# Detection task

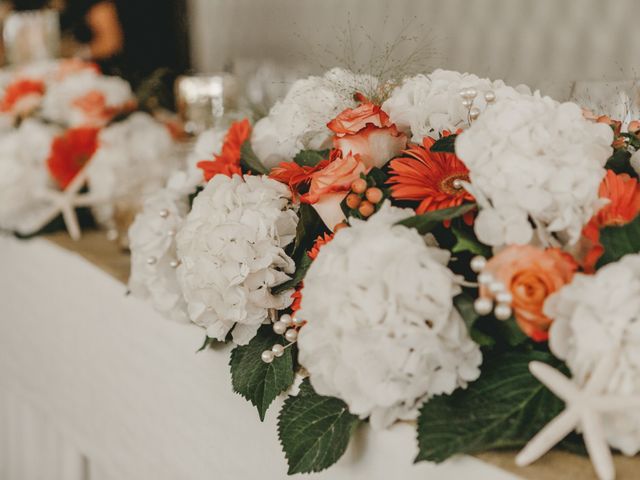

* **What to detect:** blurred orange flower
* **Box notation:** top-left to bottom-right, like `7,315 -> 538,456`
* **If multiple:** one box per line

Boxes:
47,127 -> 100,190
0,78 -> 45,114
582,170 -> 640,271
198,118 -> 251,180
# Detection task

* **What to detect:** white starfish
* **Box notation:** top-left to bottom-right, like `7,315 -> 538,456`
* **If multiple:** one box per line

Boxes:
516,352 -> 640,480
35,167 -> 104,241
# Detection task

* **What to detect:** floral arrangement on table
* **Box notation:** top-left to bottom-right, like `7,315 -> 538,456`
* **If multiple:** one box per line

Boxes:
129,68 -> 640,480
0,59 -> 179,242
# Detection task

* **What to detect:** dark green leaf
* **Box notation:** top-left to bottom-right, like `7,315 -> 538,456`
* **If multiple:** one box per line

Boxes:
278,379 -> 362,474
451,225 -> 492,257
397,203 -> 476,234
597,214 -> 640,268
291,204 -> 324,258
272,254 -> 312,294
240,141 -> 269,175
605,150 -> 637,178
454,294 -> 495,347
416,351 -> 566,463
294,149 -> 329,167
230,325 -> 295,421
494,318 -> 529,347
430,134 -> 458,153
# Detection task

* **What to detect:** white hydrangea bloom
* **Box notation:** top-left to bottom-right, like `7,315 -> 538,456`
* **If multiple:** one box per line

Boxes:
545,254 -> 640,455
176,175 -> 298,344
41,70 -> 133,127
0,119 -> 60,234
456,94 -> 613,247
382,69 -> 531,142
297,202 -> 482,429
184,126 -> 227,184
251,68 -> 379,168
128,171 -> 195,322
87,112 -> 176,226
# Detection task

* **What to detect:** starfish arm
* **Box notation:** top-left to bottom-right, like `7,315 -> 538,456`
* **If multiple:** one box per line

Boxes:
581,411 -> 615,480
529,361 -> 579,401
60,201 -> 82,241
515,408 -> 580,466
585,351 -> 620,394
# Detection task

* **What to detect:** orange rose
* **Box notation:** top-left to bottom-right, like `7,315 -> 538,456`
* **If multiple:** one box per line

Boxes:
302,152 -> 367,229
480,245 -> 578,342
328,96 -> 406,169
73,91 -> 135,127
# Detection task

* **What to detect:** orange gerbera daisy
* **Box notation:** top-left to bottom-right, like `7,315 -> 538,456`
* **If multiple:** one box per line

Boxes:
47,127 -> 100,190
582,170 -> 640,271
387,135 -> 474,214
197,118 -> 251,180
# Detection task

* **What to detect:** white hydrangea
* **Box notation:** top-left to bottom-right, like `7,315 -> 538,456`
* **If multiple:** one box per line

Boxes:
87,112 -> 176,227
456,94 -> 613,247
176,175 -> 298,344
382,69 -> 531,142
128,171 -> 195,323
41,70 -> 133,127
251,68 -> 379,169
0,119 -> 60,234
297,202 -> 482,429
184,125 -> 227,184
545,254 -> 640,455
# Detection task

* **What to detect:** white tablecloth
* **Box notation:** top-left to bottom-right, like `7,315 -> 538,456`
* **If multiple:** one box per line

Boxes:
0,236 -> 520,480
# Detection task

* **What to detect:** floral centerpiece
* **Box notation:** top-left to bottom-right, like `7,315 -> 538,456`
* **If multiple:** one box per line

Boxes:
129,67 -> 640,480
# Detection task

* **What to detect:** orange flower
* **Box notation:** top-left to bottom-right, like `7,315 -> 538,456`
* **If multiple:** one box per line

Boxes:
300,152 -> 367,230
269,159 -> 330,198
582,170 -> 640,271
480,245 -> 578,342
0,78 -> 45,114
73,90 -> 135,127
388,135 -> 474,215
328,95 -> 406,168
47,127 -> 100,189
197,119 -> 251,180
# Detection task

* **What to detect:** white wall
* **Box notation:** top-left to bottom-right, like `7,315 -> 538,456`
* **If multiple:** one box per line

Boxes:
187,0 -> 640,95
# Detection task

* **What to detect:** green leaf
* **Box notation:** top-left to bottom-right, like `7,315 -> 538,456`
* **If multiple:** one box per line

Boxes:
271,253 -> 312,294
278,379 -> 362,474
451,225 -> 491,257
454,294 -> 495,347
230,325 -> 295,421
294,149 -> 329,167
416,351 -> 566,463
494,318 -> 529,347
597,214 -> 640,268
240,141 -> 269,175
605,149 -> 637,178
397,203 -> 476,235
430,134 -> 458,153
291,203 -> 324,258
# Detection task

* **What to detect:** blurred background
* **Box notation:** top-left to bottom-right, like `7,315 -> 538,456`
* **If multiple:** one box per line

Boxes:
1,0 -> 639,115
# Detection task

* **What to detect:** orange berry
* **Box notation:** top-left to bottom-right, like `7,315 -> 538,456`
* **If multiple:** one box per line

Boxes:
334,221 -> 349,232
345,193 -> 362,209
365,187 -> 383,204
351,178 -> 367,194
359,201 -> 375,218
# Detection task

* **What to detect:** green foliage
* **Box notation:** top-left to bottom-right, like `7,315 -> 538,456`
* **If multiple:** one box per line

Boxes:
451,224 -> 492,257
605,149 -> 637,178
454,294 -> 495,347
294,149 -> 329,167
278,379 -> 362,474
429,134 -> 458,153
597,214 -> 640,268
416,351 -> 567,463
272,254 -> 312,294
240,141 -> 269,175
230,325 -> 295,421
397,203 -> 476,234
